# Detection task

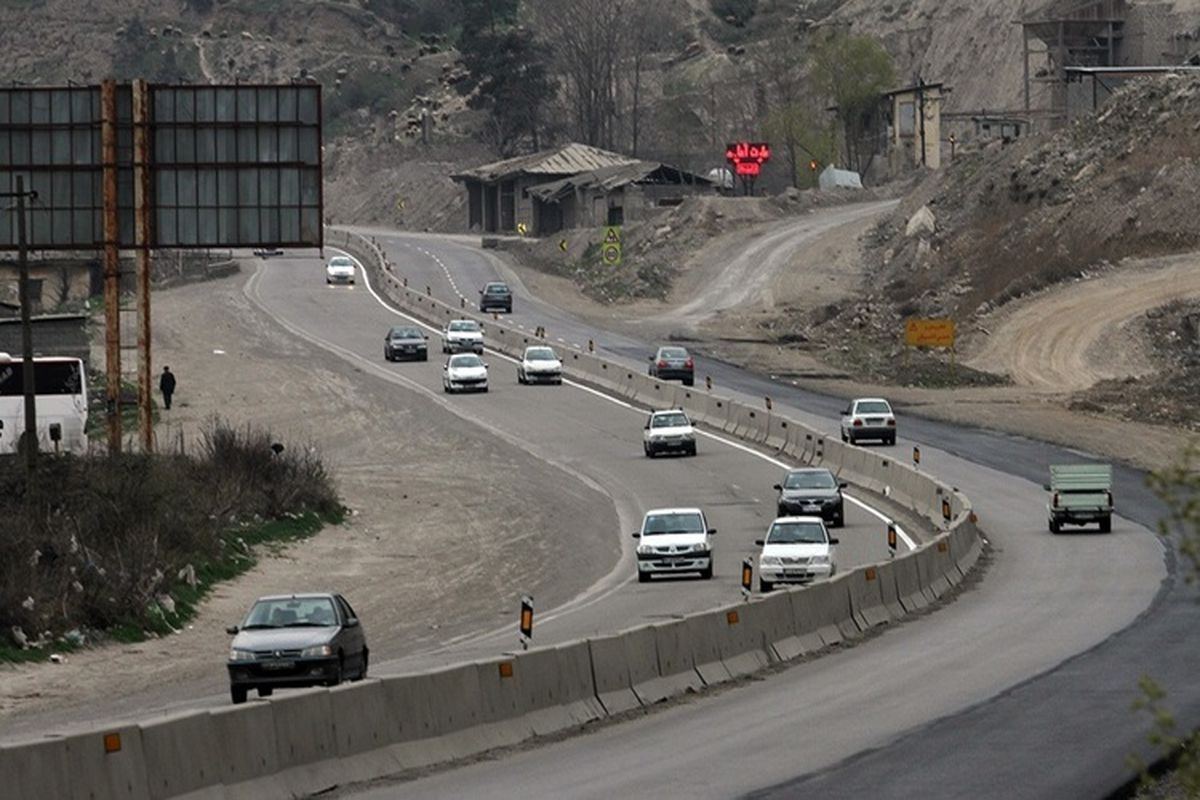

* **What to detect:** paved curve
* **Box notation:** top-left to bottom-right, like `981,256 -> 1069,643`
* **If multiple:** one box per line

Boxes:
332,229 -> 1191,799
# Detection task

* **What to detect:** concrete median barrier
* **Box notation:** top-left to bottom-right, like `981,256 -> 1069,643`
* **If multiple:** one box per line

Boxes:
3,723 -> 152,800
683,609 -> 734,685
765,413 -> 792,450
688,603 -> 777,681
270,688 -> 342,796
514,640 -> 606,735
0,736 -> 73,799
677,386 -> 707,421
873,559 -> 907,619
207,699 -> 280,795
139,710 -> 218,800
950,520 -> 984,578
589,627 -> 657,714
328,681 -> 404,784
790,575 -> 856,648
646,619 -> 705,701
915,539 -> 959,602
892,550 -> 930,612
637,376 -> 678,411
847,565 -> 894,630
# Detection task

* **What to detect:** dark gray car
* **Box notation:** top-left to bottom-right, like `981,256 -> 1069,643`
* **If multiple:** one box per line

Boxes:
774,468 -> 847,527
384,325 -> 429,361
479,281 -> 513,313
648,346 -> 694,386
226,592 -> 368,704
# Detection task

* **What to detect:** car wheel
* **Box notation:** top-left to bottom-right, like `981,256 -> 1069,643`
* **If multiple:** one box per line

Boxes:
231,686 -> 248,705
638,570 -> 651,583
687,443 -> 697,457
886,434 -> 896,446
840,429 -> 848,443
518,370 -> 525,384
759,578 -> 773,593
443,384 -> 451,393
356,649 -> 369,681
848,433 -> 857,445
421,353 -> 428,362
834,512 -> 845,529
482,386 -> 489,393
329,656 -> 344,687
1099,516 -> 1112,533
683,378 -> 694,387
1049,518 -> 1060,534
554,377 -> 563,385
257,687 -> 273,698
699,564 -> 714,580
644,444 -> 655,458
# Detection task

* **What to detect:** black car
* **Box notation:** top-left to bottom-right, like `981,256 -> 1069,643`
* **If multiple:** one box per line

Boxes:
648,346 -> 694,386
384,325 -> 429,361
479,281 -> 513,313
774,468 -> 846,527
226,592 -> 368,704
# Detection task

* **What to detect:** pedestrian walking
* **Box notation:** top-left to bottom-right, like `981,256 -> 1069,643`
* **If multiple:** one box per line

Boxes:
160,366 -> 177,410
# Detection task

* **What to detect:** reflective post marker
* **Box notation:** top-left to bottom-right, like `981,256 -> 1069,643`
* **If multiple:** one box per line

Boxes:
887,523 -> 898,557
741,558 -> 753,600
519,595 -> 533,650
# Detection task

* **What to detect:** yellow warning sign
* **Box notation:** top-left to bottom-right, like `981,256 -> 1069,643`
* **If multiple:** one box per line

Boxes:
603,226 -> 621,245
516,222 -> 528,236
904,318 -> 956,348
558,239 -> 568,252
602,243 -> 622,266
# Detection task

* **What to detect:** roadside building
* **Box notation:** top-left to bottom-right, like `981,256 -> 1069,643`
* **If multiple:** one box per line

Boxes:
451,142 -> 713,236
884,81 -> 947,171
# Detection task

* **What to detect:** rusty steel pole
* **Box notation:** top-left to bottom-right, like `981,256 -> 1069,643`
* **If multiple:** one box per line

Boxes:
15,176 -> 37,472
133,79 -> 153,453
101,80 -> 122,454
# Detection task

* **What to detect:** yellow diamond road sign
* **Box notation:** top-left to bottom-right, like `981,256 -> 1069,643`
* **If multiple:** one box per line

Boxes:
603,226 -> 621,245
516,222 -> 528,236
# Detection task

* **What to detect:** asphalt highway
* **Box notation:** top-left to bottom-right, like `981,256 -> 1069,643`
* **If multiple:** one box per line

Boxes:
330,226 -> 1192,799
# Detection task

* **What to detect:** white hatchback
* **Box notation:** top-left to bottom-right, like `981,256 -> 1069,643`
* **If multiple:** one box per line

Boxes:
755,516 -> 838,592
443,353 -> 489,393
518,345 -> 562,385
633,507 -> 715,582
325,256 -> 356,285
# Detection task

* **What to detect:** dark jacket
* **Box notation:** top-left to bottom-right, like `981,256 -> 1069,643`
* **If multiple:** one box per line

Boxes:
160,371 -> 176,394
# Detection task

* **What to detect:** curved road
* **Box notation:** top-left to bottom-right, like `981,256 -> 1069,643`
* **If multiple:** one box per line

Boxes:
333,227 -> 1194,799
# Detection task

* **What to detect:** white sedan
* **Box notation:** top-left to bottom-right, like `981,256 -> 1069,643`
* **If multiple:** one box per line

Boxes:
840,397 -> 896,446
518,346 -> 563,385
325,256 -> 356,285
755,516 -> 838,592
443,353 -> 489,393
442,319 -> 484,354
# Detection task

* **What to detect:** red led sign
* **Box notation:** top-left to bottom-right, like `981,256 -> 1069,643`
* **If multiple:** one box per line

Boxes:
725,142 -> 771,177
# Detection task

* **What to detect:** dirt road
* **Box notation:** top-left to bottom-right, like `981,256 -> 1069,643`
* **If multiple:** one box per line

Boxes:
966,253 -> 1200,392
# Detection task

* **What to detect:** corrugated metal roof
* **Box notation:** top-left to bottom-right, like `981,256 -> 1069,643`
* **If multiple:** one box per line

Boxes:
527,161 -> 713,202
451,143 -> 640,182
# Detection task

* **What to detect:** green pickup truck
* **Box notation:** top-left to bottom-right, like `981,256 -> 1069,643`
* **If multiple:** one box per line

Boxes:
1045,464 -> 1113,534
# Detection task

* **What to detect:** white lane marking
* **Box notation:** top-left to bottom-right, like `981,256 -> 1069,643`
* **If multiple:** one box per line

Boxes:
335,247 -> 917,551
408,243 -> 467,303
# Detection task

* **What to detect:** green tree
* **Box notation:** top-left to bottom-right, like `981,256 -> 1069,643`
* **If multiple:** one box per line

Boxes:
810,32 -> 894,176
458,26 -> 556,156
765,103 -> 835,188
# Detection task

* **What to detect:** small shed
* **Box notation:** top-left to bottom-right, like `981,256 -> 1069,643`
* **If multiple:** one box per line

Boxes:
885,81 -> 946,170
452,143 -> 713,236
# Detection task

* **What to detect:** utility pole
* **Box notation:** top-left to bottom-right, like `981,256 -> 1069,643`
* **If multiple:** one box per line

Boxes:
101,79 -> 122,454
133,79 -> 153,453
2,177 -> 40,471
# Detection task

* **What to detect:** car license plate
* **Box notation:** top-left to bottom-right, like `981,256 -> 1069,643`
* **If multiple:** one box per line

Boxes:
784,570 -> 809,578
804,504 -> 821,511
262,661 -> 294,671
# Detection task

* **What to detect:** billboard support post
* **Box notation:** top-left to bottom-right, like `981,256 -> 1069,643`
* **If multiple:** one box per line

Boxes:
101,79 -> 122,454
133,80 -> 153,453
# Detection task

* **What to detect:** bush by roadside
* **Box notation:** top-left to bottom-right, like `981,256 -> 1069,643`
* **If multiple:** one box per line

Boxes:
0,419 -> 342,661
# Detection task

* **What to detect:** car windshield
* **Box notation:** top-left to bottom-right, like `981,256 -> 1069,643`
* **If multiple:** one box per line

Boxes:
856,400 -> 892,414
450,354 -> 483,368
244,597 -> 338,628
643,512 -> 704,535
652,413 -> 689,428
328,257 -> 353,268
659,347 -> 688,359
390,328 -> 421,339
449,321 -> 480,332
767,521 -> 828,545
784,470 -> 836,490
525,347 -> 557,361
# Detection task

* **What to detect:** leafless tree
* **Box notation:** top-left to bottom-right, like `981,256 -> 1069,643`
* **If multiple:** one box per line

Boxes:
529,0 -> 630,148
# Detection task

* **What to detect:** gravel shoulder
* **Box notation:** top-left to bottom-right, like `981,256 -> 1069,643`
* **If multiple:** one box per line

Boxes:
0,262 -> 618,741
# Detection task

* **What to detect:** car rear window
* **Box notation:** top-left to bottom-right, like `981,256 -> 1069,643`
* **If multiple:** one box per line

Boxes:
660,347 -> 688,359
855,400 -> 892,414
485,284 -> 510,294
